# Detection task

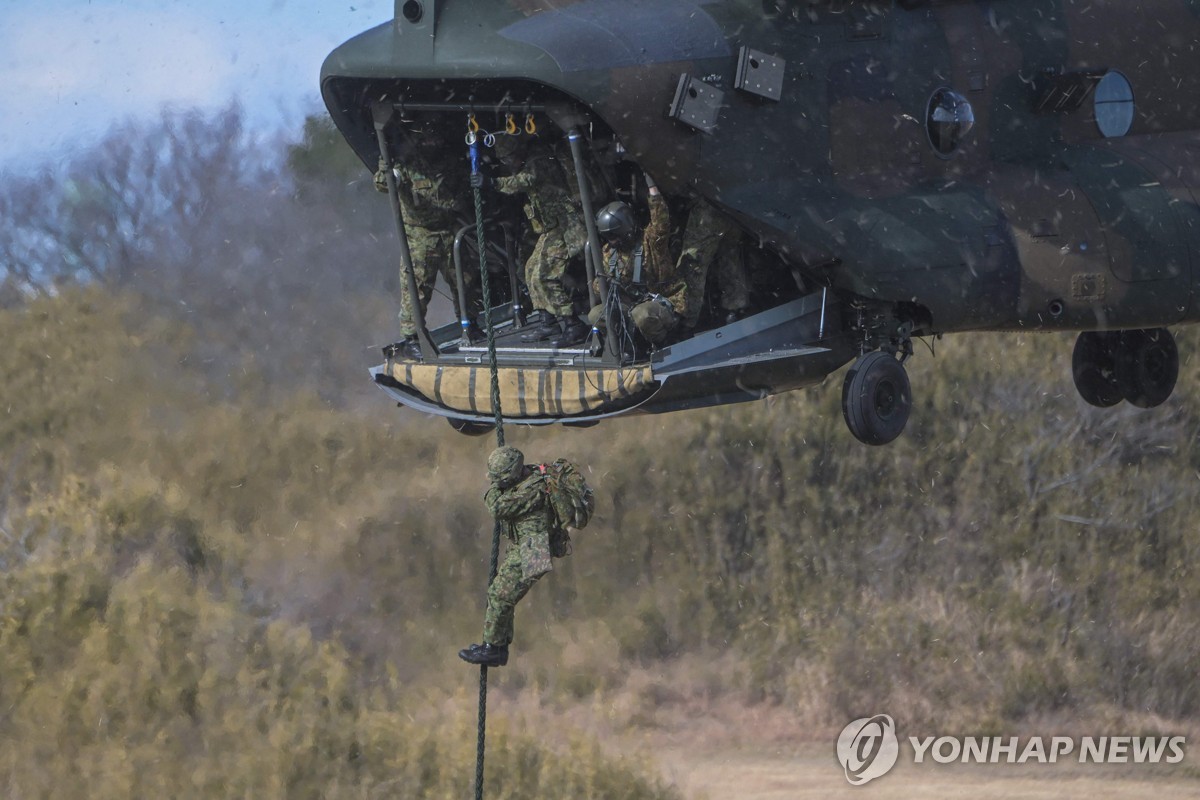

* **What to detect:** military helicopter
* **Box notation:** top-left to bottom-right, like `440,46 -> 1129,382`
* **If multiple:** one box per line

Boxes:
321,0 -> 1200,445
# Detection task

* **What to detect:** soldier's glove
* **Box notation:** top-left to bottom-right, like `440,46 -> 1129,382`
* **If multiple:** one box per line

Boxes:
649,293 -> 679,319
373,160 -> 390,193
643,172 -> 658,191
470,173 -> 487,190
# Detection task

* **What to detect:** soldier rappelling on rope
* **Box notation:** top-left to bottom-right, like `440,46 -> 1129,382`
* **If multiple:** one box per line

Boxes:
459,446 -> 593,667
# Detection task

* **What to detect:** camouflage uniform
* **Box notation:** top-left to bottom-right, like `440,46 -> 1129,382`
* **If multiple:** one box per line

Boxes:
376,146 -> 480,337
676,199 -> 751,328
601,193 -> 677,298
481,465 -> 556,647
496,150 -> 587,317
596,193 -> 687,342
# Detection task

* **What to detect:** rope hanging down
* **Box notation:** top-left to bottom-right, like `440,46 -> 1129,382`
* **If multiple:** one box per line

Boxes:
468,129 -> 505,800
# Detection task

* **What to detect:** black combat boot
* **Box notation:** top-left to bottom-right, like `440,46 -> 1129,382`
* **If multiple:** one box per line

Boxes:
550,315 -> 588,347
458,642 -> 509,667
384,336 -> 423,361
520,312 -> 559,343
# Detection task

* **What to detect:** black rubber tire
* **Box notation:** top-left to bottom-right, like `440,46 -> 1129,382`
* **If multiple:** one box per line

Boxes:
1071,331 -> 1123,408
842,351 -> 912,446
1115,328 -> 1178,409
447,418 -> 497,437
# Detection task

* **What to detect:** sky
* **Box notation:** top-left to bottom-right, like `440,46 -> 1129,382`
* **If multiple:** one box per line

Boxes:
0,0 -> 392,171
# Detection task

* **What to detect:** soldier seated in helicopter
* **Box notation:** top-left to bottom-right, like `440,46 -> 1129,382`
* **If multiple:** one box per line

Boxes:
588,173 -> 688,347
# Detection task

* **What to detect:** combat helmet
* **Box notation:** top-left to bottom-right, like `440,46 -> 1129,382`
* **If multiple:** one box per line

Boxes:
487,446 -> 525,488
596,201 -> 637,245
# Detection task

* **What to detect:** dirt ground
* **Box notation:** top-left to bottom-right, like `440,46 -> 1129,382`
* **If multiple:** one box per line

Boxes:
501,678 -> 1200,799
603,691 -> 1199,799
657,745 -> 1199,800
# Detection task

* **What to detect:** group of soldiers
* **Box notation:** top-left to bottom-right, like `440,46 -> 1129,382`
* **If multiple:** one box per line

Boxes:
372,123 -> 759,664
376,125 -> 753,358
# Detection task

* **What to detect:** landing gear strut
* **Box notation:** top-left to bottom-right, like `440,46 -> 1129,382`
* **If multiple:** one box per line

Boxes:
1071,328 -> 1178,409
842,351 -> 912,446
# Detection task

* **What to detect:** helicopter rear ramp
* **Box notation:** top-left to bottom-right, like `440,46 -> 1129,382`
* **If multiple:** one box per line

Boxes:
371,290 -> 855,425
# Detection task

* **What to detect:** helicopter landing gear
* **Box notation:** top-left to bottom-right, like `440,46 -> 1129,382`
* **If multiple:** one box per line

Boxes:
1071,332 -> 1123,408
1071,328 -> 1178,409
1115,328 -> 1178,408
842,351 -> 912,446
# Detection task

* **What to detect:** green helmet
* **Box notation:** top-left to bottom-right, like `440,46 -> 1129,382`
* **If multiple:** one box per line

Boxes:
487,446 -> 525,487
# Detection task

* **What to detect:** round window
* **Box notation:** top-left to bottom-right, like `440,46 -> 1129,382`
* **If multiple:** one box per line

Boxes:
1094,71 -> 1134,138
926,88 -> 975,156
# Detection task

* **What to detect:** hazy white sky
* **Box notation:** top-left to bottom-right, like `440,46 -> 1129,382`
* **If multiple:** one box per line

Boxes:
0,0 -> 392,170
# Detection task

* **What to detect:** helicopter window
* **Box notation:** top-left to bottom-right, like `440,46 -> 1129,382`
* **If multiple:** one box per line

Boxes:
1094,70 -> 1135,138
925,88 -> 975,157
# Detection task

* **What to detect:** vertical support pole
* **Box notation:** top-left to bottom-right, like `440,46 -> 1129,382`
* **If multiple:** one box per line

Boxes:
566,128 -> 617,357
566,129 -> 605,299
501,223 -> 525,327
372,101 -> 437,358
582,241 -> 598,309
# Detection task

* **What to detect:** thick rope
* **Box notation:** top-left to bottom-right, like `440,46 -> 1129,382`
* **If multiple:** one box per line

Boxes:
470,139 -> 505,800
473,178 -> 506,443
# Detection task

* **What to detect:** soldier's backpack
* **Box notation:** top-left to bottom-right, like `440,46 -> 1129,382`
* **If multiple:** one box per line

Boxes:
536,459 -> 595,557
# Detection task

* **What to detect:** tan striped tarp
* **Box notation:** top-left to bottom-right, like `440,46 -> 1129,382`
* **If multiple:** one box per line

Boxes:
383,362 -> 656,417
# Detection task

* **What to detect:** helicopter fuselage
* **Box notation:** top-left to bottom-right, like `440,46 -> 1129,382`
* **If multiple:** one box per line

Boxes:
322,0 -> 1200,441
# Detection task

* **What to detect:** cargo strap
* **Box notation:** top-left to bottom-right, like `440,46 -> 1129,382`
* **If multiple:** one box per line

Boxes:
608,243 -> 645,285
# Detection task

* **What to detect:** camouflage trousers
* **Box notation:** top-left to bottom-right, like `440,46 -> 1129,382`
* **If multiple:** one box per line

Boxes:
483,530 -> 552,647
398,226 -> 481,337
523,225 -> 585,317
677,202 -> 751,328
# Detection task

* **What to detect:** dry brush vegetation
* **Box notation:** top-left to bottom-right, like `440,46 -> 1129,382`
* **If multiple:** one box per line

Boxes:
0,110 -> 1197,796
